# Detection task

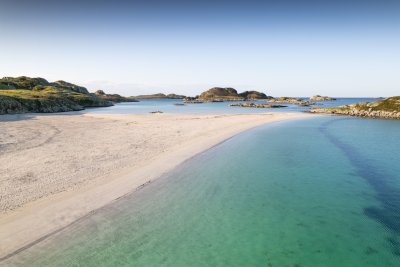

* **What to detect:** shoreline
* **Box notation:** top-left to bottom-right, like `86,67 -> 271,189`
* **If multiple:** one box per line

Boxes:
0,112 -> 310,260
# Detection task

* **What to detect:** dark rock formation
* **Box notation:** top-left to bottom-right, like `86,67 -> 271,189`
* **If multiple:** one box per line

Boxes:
238,91 -> 273,100
197,87 -> 243,101
197,87 -> 270,102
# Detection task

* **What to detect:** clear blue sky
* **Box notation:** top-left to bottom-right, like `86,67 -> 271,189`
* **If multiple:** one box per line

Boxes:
1,0 -> 399,97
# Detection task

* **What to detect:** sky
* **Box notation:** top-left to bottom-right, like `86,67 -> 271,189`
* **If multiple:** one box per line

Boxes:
0,0 -> 399,97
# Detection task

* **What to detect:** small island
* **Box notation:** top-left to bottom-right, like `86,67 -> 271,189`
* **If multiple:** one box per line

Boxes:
189,87 -> 271,102
267,97 -> 316,106
134,93 -> 186,99
309,96 -> 400,119
230,103 -> 287,108
0,76 -> 138,114
310,95 -> 336,101
95,90 -> 138,103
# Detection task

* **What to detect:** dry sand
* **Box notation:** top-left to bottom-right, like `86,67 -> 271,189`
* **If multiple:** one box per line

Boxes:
0,111 -> 308,259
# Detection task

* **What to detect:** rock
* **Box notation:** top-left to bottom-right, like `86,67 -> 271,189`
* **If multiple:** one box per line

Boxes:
230,103 -> 287,108
308,97 -> 400,119
134,93 -> 186,99
0,76 -> 50,90
197,87 -> 270,102
183,97 -> 204,103
198,87 -> 243,101
150,110 -> 163,113
50,80 -> 89,94
0,76 -> 120,115
95,90 -> 106,95
267,97 -> 316,106
166,93 -> 186,99
238,91 -> 273,100
96,92 -> 138,103
310,95 -> 336,101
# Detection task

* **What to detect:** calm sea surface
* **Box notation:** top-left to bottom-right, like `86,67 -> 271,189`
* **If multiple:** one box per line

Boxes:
84,98 -> 378,114
5,115 -> 400,267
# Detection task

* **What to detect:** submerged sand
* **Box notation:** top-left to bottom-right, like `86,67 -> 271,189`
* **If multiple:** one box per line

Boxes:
0,112 -> 307,259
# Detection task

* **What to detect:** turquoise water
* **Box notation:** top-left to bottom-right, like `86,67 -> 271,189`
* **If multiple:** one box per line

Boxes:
3,116 -> 400,267
84,98 -> 377,114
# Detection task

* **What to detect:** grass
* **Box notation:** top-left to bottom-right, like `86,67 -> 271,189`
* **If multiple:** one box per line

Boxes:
325,97 -> 400,113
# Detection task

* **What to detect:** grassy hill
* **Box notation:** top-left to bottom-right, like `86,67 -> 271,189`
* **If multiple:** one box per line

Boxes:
0,76 -> 136,114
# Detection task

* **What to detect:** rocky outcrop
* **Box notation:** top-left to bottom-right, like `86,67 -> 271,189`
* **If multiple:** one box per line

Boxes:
0,76 -> 119,115
310,95 -> 336,101
238,91 -> 272,100
198,87 -> 243,101
166,93 -> 186,99
267,97 -> 316,106
197,87 -> 270,102
308,97 -> 400,119
134,93 -> 186,99
230,103 -> 287,108
0,76 -> 91,94
0,76 -> 50,90
50,80 -> 89,94
95,90 -> 138,103
0,94 -> 85,114
183,97 -> 204,104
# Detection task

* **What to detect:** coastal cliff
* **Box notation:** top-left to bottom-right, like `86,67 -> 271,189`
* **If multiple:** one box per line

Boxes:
0,76 -> 136,114
309,96 -> 400,119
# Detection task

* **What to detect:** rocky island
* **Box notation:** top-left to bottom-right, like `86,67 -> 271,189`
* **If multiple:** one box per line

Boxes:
309,96 -> 400,119
134,93 -> 186,99
95,90 -> 138,103
191,87 -> 271,102
230,103 -> 287,108
267,97 -> 316,106
310,95 -> 336,101
0,76 -> 137,114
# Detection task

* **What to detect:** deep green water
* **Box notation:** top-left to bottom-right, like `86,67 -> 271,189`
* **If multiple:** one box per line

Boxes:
4,116 -> 400,267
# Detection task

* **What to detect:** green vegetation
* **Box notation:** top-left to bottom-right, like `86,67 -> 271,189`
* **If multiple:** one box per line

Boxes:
325,97 -> 400,113
311,96 -> 400,119
358,97 -> 400,112
0,76 -> 138,114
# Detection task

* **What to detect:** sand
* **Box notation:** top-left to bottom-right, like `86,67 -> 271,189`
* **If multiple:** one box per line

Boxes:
0,111 -> 308,259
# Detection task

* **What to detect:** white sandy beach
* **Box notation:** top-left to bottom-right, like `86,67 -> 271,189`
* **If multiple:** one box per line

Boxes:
0,112 -> 307,259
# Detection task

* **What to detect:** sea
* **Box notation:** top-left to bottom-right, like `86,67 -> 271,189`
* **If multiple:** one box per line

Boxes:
3,98 -> 400,267
84,97 -> 377,114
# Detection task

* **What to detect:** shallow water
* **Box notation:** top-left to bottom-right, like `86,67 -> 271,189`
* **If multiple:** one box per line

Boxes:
84,98 -> 377,114
4,116 -> 400,267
